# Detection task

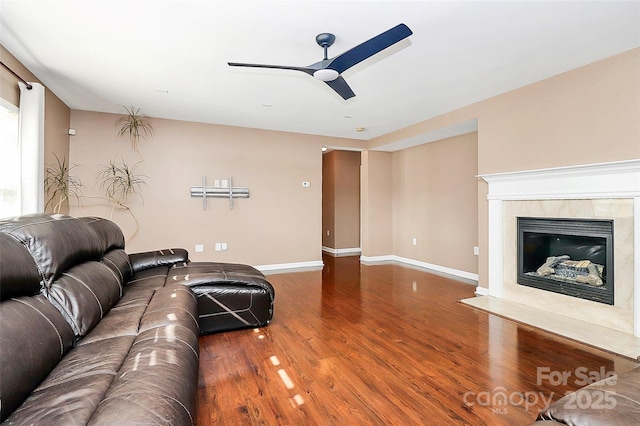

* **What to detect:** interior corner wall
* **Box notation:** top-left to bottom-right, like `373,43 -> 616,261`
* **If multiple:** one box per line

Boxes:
392,132 -> 478,274
1,45 -> 71,214
322,150 -> 361,250
361,150 -> 393,257
334,151 -> 361,249
322,152 -> 336,248
477,48 -> 640,174
68,110 -> 355,267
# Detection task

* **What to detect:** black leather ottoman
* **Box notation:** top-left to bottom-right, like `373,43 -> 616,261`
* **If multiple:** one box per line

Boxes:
169,262 -> 275,334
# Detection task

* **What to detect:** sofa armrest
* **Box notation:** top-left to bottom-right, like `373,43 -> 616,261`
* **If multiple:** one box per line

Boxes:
536,367 -> 640,425
129,248 -> 189,273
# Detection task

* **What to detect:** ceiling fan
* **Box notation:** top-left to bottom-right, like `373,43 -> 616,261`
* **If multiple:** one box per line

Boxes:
228,23 -> 413,100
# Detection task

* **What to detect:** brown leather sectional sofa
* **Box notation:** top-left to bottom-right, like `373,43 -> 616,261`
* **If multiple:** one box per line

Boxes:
534,366 -> 640,425
0,213 -> 275,424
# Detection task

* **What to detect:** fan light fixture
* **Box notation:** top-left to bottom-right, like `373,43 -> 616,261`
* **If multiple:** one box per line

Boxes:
313,69 -> 339,82
228,24 -> 413,100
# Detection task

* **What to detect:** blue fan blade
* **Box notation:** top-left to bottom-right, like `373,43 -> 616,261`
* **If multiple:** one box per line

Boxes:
325,76 -> 356,100
327,24 -> 413,74
228,62 -> 316,76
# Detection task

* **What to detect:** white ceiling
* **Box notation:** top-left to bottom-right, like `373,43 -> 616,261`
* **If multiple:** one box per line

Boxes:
1,0 -> 639,142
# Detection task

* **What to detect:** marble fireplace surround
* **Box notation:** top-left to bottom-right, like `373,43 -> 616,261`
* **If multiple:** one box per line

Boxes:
469,159 -> 640,358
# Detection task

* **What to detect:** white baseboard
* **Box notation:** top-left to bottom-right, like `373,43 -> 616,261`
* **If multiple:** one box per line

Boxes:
256,260 -> 324,274
475,286 -> 490,296
254,255 -> 479,283
322,246 -> 362,256
360,255 -> 395,263
361,254 -> 478,283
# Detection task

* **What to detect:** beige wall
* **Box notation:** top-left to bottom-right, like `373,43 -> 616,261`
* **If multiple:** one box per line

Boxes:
391,132 -> 478,273
322,150 -> 361,250
478,48 -> 639,174
361,150 -> 393,256
1,45 -> 71,214
365,47 -> 639,287
69,110 -> 355,266
322,153 -> 336,248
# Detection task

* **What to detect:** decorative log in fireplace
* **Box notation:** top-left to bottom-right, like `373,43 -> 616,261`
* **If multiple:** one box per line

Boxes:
517,217 -> 614,305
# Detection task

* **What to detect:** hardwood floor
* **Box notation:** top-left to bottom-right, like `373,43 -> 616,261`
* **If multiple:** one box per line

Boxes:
196,255 -> 638,425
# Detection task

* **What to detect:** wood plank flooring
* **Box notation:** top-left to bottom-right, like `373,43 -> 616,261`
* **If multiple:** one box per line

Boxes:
196,255 -> 638,425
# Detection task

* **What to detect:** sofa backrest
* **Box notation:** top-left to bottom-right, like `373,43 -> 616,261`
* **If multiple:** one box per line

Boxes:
80,215 -> 133,287
0,214 -> 137,420
79,216 -> 126,254
0,214 -> 132,337
0,233 -> 76,422
0,232 -> 41,301
0,213 -> 105,288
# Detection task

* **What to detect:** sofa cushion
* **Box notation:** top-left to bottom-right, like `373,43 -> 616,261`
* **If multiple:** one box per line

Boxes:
0,295 -> 75,422
0,214 -> 103,288
138,284 -> 199,335
170,262 -> 275,333
36,336 -> 135,391
8,338 -> 138,425
102,249 -> 133,285
5,374 -> 116,425
46,260 -> 123,337
3,283 -> 199,425
79,216 -> 125,253
129,248 -> 189,273
0,233 -> 41,301
171,262 -> 274,294
88,332 -> 198,426
86,283 -> 199,426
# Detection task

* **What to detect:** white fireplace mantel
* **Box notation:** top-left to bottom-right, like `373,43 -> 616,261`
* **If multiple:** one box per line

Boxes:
481,159 -> 640,200
479,159 -> 640,337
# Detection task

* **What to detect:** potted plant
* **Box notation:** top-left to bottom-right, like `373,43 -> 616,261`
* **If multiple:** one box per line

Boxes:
44,153 -> 83,214
116,105 -> 153,151
96,157 -> 147,236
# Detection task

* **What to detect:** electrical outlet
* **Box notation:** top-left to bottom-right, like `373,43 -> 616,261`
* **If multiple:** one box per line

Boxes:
474,246 -> 479,255
221,242 -> 228,251
412,238 -> 417,246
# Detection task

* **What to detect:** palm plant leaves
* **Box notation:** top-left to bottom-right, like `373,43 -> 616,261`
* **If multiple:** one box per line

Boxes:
96,158 -> 147,205
44,153 -> 83,213
117,106 -> 153,150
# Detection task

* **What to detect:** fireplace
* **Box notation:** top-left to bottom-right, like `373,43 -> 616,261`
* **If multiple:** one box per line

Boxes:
517,217 -> 614,305
476,160 -> 639,354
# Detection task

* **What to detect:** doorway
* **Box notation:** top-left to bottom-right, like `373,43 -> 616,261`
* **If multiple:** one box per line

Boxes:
321,150 -> 361,256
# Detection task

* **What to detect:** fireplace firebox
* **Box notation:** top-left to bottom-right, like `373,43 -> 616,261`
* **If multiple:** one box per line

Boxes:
517,217 -> 614,305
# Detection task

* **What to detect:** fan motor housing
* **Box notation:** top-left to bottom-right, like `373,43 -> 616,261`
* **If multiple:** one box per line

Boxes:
315,33 -> 336,48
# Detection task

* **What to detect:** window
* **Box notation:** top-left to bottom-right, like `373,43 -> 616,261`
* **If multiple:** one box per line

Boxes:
0,99 -> 20,218
0,82 -> 45,218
